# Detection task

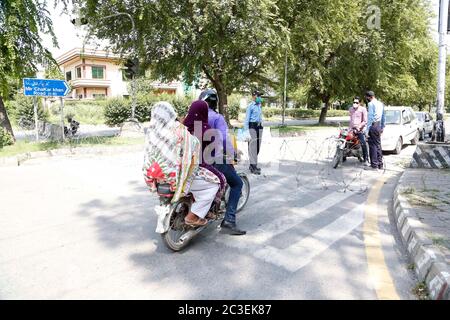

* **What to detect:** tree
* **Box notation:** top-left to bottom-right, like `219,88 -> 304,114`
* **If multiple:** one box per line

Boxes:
283,0 -> 436,123
0,0 -> 57,141
279,0 -> 363,124
75,0 -> 288,121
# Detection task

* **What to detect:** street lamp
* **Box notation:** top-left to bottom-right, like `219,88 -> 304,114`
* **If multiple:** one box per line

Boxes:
75,12 -> 139,123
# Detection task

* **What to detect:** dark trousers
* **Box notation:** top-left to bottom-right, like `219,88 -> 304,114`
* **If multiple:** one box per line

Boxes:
213,163 -> 243,224
357,132 -> 368,162
368,122 -> 383,168
248,122 -> 263,166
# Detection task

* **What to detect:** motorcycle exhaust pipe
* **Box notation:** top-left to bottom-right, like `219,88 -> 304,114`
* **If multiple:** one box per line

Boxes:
179,225 -> 207,243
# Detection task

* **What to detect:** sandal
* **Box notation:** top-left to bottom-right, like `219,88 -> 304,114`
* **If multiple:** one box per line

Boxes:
206,211 -> 215,220
184,216 -> 208,226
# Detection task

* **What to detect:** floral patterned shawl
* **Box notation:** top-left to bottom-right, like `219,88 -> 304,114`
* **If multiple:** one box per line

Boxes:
143,101 -> 200,202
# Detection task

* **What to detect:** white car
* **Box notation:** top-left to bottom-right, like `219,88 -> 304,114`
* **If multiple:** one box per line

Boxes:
381,106 -> 420,154
415,111 -> 434,140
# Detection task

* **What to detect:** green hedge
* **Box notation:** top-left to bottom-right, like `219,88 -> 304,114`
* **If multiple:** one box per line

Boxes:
261,108 -> 348,119
103,94 -> 193,126
49,100 -> 106,125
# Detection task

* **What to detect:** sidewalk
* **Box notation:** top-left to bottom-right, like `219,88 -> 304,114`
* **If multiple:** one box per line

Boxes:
394,169 -> 450,299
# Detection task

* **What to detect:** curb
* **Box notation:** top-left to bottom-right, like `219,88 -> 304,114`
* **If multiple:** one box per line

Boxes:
0,144 -> 144,167
393,173 -> 450,300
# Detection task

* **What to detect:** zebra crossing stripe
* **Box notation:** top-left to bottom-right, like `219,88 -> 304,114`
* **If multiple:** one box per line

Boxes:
218,190 -> 355,250
252,204 -> 365,272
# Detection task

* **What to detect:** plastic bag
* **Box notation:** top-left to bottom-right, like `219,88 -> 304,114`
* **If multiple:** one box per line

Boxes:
237,128 -> 251,142
155,205 -> 170,233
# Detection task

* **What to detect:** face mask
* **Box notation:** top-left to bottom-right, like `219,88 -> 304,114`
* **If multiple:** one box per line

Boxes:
255,97 -> 262,104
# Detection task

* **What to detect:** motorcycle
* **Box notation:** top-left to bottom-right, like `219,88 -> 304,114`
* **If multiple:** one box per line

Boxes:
332,127 -> 364,169
64,117 -> 80,137
155,172 -> 250,251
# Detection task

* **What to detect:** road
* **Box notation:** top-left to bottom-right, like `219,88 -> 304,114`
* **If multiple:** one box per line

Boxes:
0,128 -> 420,299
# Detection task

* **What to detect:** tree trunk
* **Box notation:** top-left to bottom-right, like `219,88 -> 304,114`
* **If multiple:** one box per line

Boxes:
0,96 -> 15,142
214,79 -> 229,123
318,96 -> 330,125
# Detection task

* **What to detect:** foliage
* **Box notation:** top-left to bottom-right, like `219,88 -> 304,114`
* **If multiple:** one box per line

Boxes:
103,94 -> 193,126
280,0 -> 437,123
0,0 -> 57,97
262,107 -> 348,119
44,65 -> 64,80
71,0 -> 438,124
76,0 -> 288,120
9,94 -> 48,127
48,100 -> 106,125
0,126 -> 14,148
104,98 -> 131,126
0,0 -> 58,141
227,94 -> 243,120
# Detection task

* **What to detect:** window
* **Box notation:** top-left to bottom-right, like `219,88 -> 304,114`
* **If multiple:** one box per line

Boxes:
402,110 -> 411,124
385,110 -> 401,124
66,71 -> 72,81
76,67 -> 82,78
91,66 -> 104,79
92,93 -> 106,99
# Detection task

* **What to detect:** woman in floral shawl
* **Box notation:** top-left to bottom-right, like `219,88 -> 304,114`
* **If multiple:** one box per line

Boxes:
143,101 -> 219,226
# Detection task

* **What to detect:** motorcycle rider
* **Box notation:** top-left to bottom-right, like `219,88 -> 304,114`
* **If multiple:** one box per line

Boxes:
349,96 -> 369,165
199,89 -> 246,236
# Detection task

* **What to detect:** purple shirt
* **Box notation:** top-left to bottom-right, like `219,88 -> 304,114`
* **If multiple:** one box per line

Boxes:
208,108 -> 235,159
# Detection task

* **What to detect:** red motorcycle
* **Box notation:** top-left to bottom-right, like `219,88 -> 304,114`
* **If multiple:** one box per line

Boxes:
332,127 -> 364,169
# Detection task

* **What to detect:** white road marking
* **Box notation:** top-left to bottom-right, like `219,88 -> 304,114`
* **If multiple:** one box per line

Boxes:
219,190 -> 355,250
253,204 -> 364,272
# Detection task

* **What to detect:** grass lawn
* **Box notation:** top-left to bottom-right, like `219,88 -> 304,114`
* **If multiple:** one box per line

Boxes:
0,136 -> 144,158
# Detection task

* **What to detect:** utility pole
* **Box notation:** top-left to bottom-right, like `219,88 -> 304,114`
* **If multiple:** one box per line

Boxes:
436,0 -> 449,142
282,50 -> 288,127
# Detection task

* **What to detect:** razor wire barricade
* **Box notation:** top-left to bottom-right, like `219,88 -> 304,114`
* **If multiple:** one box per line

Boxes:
237,129 -> 370,195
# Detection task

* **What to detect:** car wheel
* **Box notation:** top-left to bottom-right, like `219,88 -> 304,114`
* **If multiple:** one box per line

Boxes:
411,131 -> 419,145
393,137 -> 403,155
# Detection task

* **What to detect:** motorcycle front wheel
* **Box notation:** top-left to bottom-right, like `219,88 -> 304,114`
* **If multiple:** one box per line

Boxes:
224,174 -> 250,213
332,148 -> 343,169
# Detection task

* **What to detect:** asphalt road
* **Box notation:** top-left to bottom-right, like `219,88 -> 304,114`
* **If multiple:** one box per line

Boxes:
0,128 -> 420,299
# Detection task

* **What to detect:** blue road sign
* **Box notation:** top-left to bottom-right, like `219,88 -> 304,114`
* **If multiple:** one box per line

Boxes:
23,78 -> 70,97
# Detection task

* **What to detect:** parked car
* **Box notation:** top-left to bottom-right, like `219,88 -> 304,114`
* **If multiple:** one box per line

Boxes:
381,106 -> 420,154
415,111 -> 434,140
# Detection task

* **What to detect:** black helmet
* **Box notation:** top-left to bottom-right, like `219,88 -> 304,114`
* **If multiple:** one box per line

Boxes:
199,89 -> 218,110
199,89 -> 218,101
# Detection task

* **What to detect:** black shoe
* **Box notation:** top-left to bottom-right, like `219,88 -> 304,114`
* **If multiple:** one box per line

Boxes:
249,165 -> 260,175
255,166 -> 262,173
220,220 -> 246,235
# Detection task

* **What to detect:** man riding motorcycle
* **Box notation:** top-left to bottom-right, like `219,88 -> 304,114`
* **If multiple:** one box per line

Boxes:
199,89 -> 246,236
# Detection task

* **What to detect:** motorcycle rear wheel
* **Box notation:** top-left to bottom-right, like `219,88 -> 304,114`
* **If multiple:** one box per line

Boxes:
161,198 -> 192,251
